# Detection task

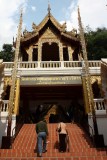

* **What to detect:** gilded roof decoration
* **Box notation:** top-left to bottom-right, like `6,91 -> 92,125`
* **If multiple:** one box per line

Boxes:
41,28 -> 57,39
47,0 -> 51,15
21,10 -> 79,44
23,28 -> 29,36
32,22 -> 37,31
61,22 -> 67,32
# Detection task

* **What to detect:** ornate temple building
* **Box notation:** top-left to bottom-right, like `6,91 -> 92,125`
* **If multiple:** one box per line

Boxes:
0,6 -> 107,148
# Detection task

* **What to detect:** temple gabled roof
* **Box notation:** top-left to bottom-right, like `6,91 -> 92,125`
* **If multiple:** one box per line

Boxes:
21,10 -> 79,44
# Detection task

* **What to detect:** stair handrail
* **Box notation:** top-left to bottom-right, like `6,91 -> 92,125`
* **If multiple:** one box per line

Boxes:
88,123 -> 95,146
11,115 -> 24,146
79,120 -> 95,147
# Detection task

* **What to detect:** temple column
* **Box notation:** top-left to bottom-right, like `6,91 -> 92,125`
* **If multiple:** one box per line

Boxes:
26,46 -> 33,61
19,53 -> 22,61
59,42 -> 63,61
18,51 -> 21,61
68,46 -> 74,61
38,41 -> 42,61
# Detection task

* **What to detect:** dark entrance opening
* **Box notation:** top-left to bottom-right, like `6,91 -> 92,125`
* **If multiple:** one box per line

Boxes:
20,85 -> 85,123
42,42 -> 59,61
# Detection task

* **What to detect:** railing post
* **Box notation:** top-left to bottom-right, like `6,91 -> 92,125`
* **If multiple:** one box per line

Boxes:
60,61 -> 64,68
38,61 -> 41,68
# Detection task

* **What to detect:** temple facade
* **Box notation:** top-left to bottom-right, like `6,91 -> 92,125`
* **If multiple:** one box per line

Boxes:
0,8 -> 107,147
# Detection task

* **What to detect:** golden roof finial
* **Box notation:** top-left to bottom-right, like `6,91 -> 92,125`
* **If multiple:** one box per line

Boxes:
47,0 -> 51,15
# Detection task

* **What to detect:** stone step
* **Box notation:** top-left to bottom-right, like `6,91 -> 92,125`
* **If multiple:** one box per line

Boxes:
0,123 -> 107,159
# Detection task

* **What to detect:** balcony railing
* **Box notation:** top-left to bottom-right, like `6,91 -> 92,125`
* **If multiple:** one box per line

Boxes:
1,100 -> 9,112
94,98 -> 106,110
1,98 -> 106,113
3,61 -> 101,69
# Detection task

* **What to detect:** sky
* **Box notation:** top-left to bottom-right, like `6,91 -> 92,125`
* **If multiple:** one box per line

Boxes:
0,0 -> 107,50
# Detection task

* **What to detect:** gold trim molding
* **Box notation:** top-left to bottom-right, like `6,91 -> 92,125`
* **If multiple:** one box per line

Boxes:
91,76 -> 101,84
21,76 -> 81,85
4,77 -> 12,86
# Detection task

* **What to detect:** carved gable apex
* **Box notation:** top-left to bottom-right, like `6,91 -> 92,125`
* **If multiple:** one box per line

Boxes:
41,28 -> 57,39
20,13 -> 80,45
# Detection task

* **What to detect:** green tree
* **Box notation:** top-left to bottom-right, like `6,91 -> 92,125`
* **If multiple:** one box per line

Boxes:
85,27 -> 107,60
0,44 -> 14,62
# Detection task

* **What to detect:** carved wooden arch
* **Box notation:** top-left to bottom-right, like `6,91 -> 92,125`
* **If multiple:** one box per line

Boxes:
41,38 -> 59,46
41,40 -> 60,61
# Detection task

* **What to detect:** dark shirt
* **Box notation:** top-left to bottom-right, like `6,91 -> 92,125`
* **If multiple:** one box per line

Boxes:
36,121 -> 48,136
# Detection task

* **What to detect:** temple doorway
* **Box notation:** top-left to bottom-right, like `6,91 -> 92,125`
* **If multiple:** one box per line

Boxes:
19,85 -> 85,123
42,42 -> 59,61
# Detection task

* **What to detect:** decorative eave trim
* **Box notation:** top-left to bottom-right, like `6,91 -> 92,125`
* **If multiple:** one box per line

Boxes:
21,32 -> 39,42
61,32 -> 79,42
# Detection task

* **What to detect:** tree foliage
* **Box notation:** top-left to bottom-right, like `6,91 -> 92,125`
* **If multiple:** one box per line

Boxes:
85,27 -> 107,60
0,44 -> 14,62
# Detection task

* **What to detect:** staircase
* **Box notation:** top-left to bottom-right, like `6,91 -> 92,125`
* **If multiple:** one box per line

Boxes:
0,123 -> 107,159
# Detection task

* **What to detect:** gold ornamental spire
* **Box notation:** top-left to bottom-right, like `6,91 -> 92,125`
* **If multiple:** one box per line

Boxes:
78,6 -> 94,112
7,9 -> 23,136
48,0 -> 51,15
78,6 -> 98,136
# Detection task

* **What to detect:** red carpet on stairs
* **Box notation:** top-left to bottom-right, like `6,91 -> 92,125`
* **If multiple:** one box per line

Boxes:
0,123 -> 107,160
